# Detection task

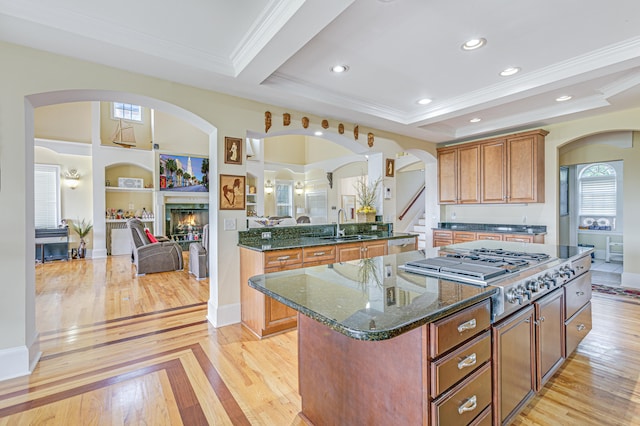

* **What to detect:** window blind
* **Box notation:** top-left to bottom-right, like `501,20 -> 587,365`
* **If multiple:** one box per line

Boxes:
579,177 -> 616,216
34,164 -> 60,228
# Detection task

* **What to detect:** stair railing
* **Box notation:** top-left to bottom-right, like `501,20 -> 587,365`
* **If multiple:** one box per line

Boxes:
399,185 -> 426,221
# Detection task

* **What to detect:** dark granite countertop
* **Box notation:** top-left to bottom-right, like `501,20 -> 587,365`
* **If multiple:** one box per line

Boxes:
238,232 -> 417,252
248,250 -> 497,341
434,222 -> 547,235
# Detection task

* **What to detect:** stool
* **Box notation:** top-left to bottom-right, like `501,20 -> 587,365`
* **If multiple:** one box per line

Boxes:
605,236 -> 623,262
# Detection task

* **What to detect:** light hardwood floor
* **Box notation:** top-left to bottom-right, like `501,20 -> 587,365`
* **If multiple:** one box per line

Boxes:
0,255 -> 638,425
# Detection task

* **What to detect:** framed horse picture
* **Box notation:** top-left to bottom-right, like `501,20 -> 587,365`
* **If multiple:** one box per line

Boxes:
220,174 -> 246,210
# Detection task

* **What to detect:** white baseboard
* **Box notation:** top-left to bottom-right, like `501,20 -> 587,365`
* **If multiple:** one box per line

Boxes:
207,301 -> 241,328
0,339 -> 41,382
622,271 -> 640,289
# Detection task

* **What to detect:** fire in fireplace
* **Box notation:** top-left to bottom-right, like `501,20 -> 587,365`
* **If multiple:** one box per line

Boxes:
165,203 -> 209,250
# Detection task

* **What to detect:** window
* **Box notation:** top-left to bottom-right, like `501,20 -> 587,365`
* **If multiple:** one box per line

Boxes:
579,163 -> 616,216
34,164 -> 61,229
112,102 -> 142,122
275,181 -> 292,217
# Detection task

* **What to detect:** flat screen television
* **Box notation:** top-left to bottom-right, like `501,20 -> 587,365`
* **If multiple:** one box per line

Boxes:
159,153 -> 209,192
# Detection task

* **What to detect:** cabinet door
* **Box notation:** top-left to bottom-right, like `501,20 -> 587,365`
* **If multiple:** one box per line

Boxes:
265,298 -> 297,332
438,148 -> 458,204
363,240 -> 387,258
458,144 -> 481,204
337,242 -> 363,262
493,305 -> 536,425
480,139 -> 507,203
535,290 -> 565,390
506,133 -> 545,203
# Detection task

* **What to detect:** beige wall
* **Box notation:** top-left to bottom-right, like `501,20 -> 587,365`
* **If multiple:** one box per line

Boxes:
99,102 -> 152,149
1,40 -> 430,378
34,102 -> 93,143
153,110 -> 208,155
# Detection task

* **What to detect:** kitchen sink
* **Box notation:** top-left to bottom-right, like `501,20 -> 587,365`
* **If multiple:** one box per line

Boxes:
320,234 -> 377,242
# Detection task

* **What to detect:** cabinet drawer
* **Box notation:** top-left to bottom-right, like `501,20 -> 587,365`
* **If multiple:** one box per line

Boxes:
453,231 -> 476,243
431,362 -> 492,426
503,234 -> 534,243
434,230 -> 453,239
565,301 -> 592,355
564,272 -> 592,319
431,330 -> 491,396
469,406 -> 492,426
429,300 -> 491,358
572,254 -> 592,277
303,245 -> 336,265
476,233 -> 502,241
263,248 -> 303,269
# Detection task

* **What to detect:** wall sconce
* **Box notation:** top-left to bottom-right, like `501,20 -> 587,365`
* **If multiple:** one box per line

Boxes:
64,169 -> 80,190
264,180 -> 274,194
295,181 -> 304,195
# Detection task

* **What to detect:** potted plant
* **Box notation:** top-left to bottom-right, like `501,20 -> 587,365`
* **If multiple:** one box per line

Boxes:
354,175 -> 381,223
71,218 -> 93,259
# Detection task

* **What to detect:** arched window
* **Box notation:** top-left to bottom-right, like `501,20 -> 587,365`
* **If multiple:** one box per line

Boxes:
578,163 -> 616,217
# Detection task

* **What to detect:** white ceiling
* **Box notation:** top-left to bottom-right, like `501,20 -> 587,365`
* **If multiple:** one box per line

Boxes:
2,0 -> 640,143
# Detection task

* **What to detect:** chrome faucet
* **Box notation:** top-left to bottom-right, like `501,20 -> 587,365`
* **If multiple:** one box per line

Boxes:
337,208 -> 346,237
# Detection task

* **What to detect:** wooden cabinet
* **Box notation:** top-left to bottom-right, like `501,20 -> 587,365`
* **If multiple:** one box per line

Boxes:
336,240 -> 387,262
535,289 -> 565,390
438,144 -> 481,204
565,302 -> 592,355
438,129 -> 547,205
453,231 -> 476,244
302,244 -> 336,267
493,305 -> 536,426
564,270 -> 592,355
433,230 -> 544,247
433,230 -> 453,247
241,248 -> 300,338
429,300 -> 493,425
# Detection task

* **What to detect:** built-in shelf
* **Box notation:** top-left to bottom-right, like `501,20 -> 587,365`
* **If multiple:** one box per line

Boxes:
106,219 -> 154,223
106,187 -> 154,192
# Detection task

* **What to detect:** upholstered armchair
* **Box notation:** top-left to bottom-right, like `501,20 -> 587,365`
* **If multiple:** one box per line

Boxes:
189,224 -> 209,280
126,218 -> 183,275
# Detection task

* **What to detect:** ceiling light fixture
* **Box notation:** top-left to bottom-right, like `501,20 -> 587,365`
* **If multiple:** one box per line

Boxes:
314,131 -> 323,136
330,65 -> 349,73
469,118 -> 482,123
500,67 -> 520,76
461,38 -> 486,51
556,95 -> 572,102
417,98 -> 432,105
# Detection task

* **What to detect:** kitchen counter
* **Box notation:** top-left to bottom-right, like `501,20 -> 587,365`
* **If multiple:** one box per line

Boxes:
248,250 -> 497,341
434,221 -> 547,235
238,231 -> 416,252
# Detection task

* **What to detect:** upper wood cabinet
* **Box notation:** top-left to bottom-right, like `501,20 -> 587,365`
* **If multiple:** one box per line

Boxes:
437,143 -> 480,204
438,129 -> 547,204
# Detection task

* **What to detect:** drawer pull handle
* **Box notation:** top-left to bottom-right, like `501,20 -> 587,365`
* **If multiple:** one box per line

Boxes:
576,291 -> 584,296
457,353 -> 477,370
313,252 -> 326,256
458,395 -> 477,415
457,318 -> 477,333
276,255 -> 290,261
577,323 -> 586,331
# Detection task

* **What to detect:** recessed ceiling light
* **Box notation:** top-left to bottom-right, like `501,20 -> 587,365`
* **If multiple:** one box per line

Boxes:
500,67 -> 520,77
314,131 -> 323,136
417,98 -> 432,105
556,95 -> 572,102
330,65 -> 349,73
469,118 -> 482,123
461,38 -> 486,51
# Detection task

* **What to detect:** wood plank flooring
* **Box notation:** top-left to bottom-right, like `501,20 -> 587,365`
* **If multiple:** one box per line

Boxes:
0,255 -> 638,425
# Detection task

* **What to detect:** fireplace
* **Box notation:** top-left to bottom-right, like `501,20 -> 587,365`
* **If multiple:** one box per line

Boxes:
165,203 -> 208,250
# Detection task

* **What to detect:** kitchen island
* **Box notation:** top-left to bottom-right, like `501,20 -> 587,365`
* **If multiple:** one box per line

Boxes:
249,250 -> 498,425
248,242 -> 593,425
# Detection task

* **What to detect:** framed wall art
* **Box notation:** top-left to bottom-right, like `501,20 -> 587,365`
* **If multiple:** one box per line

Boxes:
385,158 -> 395,177
224,137 -> 243,165
220,174 -> 246,210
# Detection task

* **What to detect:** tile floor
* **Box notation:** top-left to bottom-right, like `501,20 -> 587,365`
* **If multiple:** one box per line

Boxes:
590,259 -> 623,287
